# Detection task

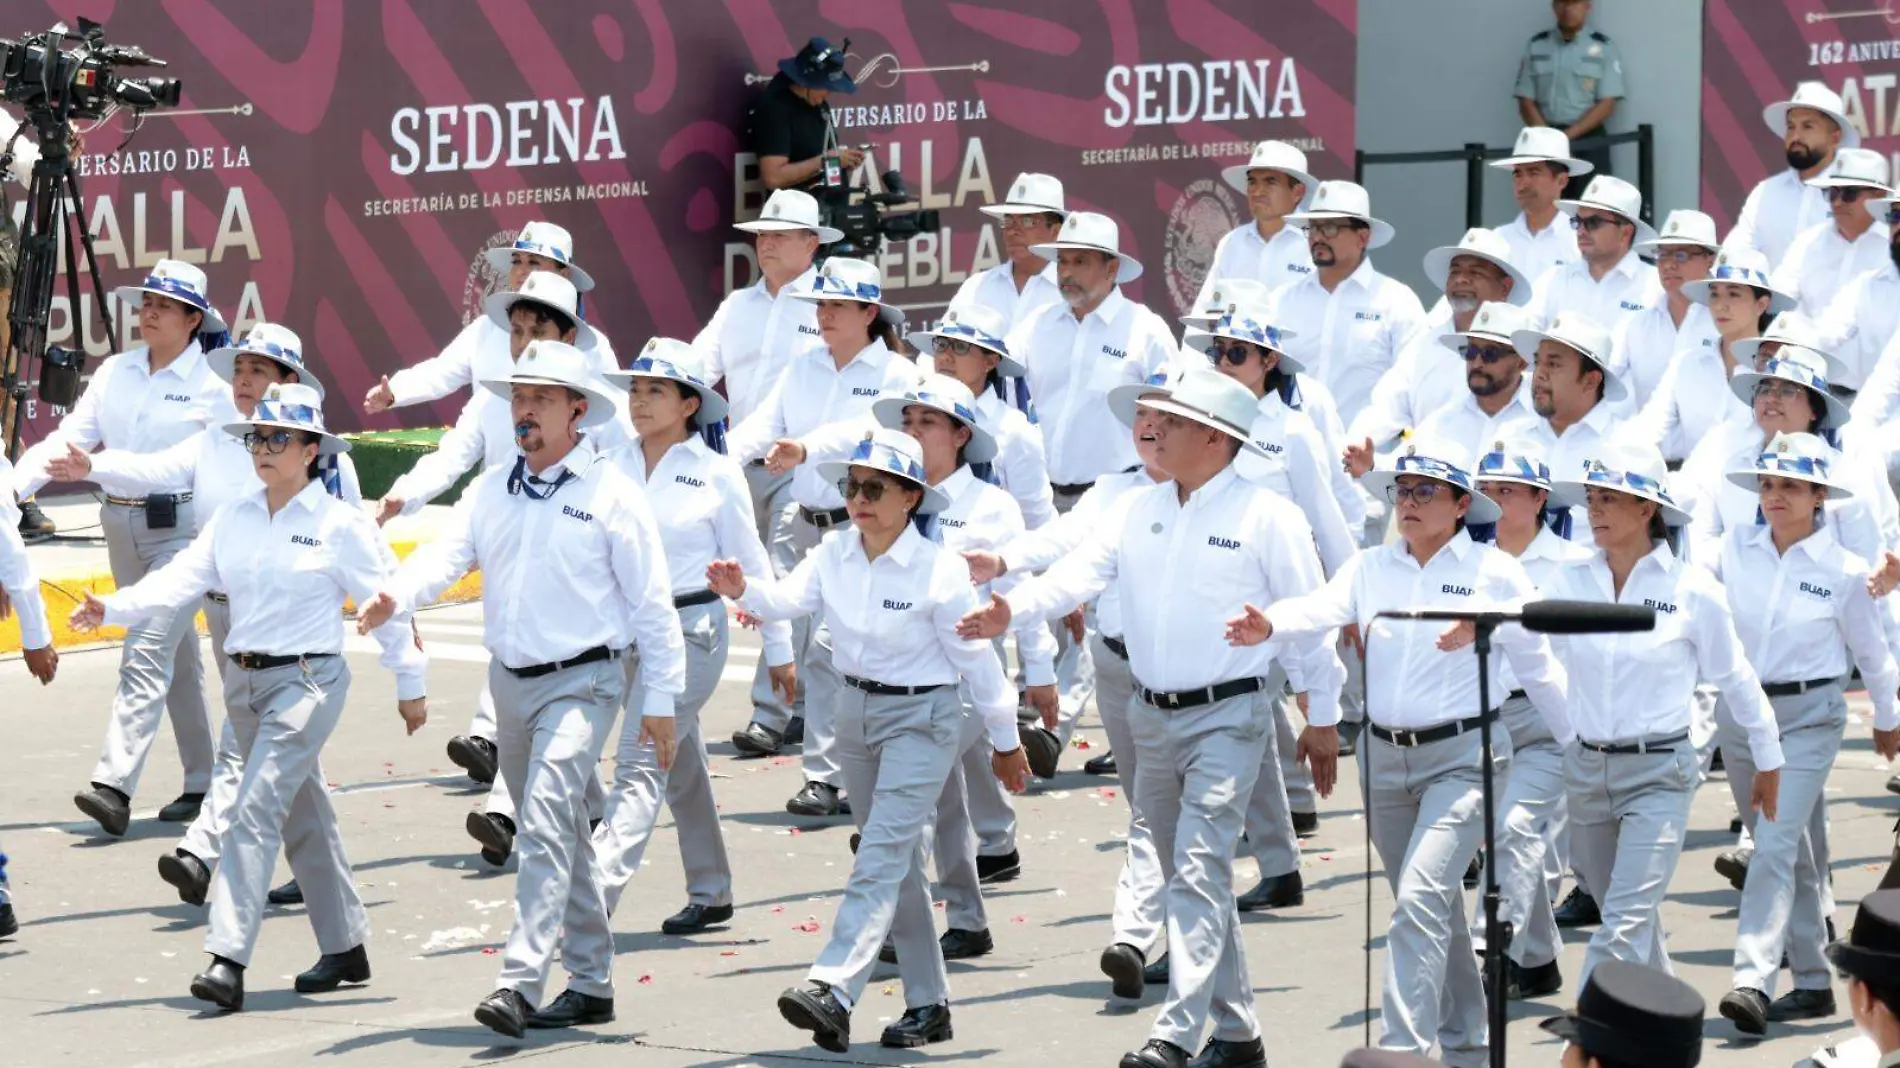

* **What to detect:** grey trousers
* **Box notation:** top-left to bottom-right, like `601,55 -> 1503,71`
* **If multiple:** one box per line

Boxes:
179,596 -> 235,862
744,460 -> 798,726
1364,723 -> 1501,1068
752,502 -> 842,786
1566,737 -> 1698,986
1242,665 -> 1302,880
489,656 -> 625,1005
1047,485 -> 1097,759
810,685 -> 963,1009
1720,685 -> 1845,996
1098,635 -> 1165,957
593,602 -> 735,912
933,694 -> 996,933
1485,695 -> 1565,969
96,501 -> 214,798
1131,687 -> 1270,1050
471,691 -> 606,826
205,654 -> 368,967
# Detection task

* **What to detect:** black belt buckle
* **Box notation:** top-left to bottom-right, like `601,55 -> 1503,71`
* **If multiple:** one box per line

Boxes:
144,492 -> 178,530
231,651 -> 263,670
1102,635 -> 1129,660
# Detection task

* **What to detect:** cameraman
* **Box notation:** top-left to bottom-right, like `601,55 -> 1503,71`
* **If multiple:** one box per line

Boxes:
0,102 -> 48,539
748,37 -> 863,192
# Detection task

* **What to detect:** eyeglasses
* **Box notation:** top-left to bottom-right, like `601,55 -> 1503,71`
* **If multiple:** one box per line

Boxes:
999,213 -> 1058,231
1825,186 -> 1878,203
1655,247 -> 1713,264
1460,342 -> 1516,364
839,476 -> 896,502
932,337 -> 979,356
1570,213 -> 1628,232
1208,341 -> 1261,366
243,430 -> 296,455
1307,220 -> 1366,238
1385,481 -> 1446,505
1753,381 -> 1811,402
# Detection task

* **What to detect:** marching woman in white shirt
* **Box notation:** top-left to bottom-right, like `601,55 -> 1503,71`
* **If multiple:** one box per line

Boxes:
588,339 -> 796,936
13,260 -> 236,837
1713,433 -> 1900,1034
46,325 -> 354,908
70,386 -> 429,1011
1229,434 -> 1571,1068
707,428 -> 1031,1053
726,256 -> 922,817
1543,440 -> 1783,985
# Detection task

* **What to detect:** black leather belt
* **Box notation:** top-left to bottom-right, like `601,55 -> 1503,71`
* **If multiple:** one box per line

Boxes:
1138,676 -> 1263,711
1368,710 -> 1496,749
1579,731 -> 1688,755
1052,481 -> 1094,497
205,591 -> 229,605
229,651 -> 334,671
1505,689 -> 1527,702
799,505 -> 850,529
1763,677 -> 1837,697
673,589 -> 721,609
843,674 -> 942,696
1101,634 -> 1129,661
505,644 -> 617,679
105,492 -> 193,507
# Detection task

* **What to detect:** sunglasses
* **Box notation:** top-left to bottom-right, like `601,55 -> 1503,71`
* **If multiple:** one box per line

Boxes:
932,337 -> 980,356
1825,186 -> 1879,203
1208,341 -> 1262,365
1460,342 -> 1517,364
1386,481 -> 1446,505
1306,220 -> 1366,239
1570,213 -> 1628,233
243,430 -> 297,455
1655,247 -> 1713,264
839,475 -> 899,502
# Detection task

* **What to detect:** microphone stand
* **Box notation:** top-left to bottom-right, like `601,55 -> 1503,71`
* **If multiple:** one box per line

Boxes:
1471,618 -> 1511,1068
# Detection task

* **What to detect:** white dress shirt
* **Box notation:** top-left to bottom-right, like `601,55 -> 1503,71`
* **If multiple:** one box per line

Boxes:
1003,466 -> 1346,724
1853,327 -> 1900,449
1414,388 -> 1544,464
1775,223 -> 1893,362
388,388 -> 631,515
694,266 -> 825,425
1545,544 -> 1783,770
1277,377 -> 1370,529
951,260 -> 1063,335
1613,301 -> 1714,416
604,434 -> 793,666
999,467 -> 1159,640
726,338 -> 922,511
1725,168 -> 1834,266
0,457 -> 50,648
1007,288 -> 1179,486
739,523 -> 1020,750
392,442 -> 686,717
1496,210 -> 1580,285
1818,259 -> 1900,392
1629,330 -> 1751,463
387,315 -> 622,411
1265,530 -> 1571,741
13,341 -> 236,499
1191,222 -> 1314,310
1348,301 -> 1468,450
1526,250 -> 1658,332
1272,258 -> 1429,426
931,465 -> 1058,687
1525,401 -> 1627,527
1719,523 -> 1899,729
87,426 -> 364,522
101,480 -> 428,699
1235,397 -> 1358,575
973,388 -> 1056,530
1495,525 -> 1595,694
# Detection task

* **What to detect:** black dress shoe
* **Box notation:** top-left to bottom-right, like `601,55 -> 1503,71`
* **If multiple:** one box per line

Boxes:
1730,816 -> 1745,834
18,499 -> 55,542
525,988 -> 615,1029
0,902 -> 16,938
190,955 -> 245,1011
1237,871 -> 1303,911
1101,942 -> 1145,999
976,849 -> 1021,884
783,715 -> 807,746
1768,986 -> 1837,1021
778,981 -> 850,1053
1121,1038 -> 1190,1068
1143,952 -> 1170,986
849,833 -> 861,854
1554,886 -> 1600,928
1464,851 -> 1482,890
1507,959 -> 1562,999
881,1002 -> 952,1048
1188,1035 -> 1266,1068
787,781 -> 843,816
1720,986 -> 1770,1035
157,793 -> 206,823
158,850 -> 212,907
1710,747 -> 1725,773
731,722 -> 785,757
1714,848 -> 1752,892
1292,810 -> 1319,838
295,944 -> 371,992
660,903 -> 733,934
446,735 -> 498,784
467,810 -> 516,862
878,939 -> 899,965
1019,723 -> 1062,779
1084,751 -> 1118,776
268,879 -> 304,906
474,987 -> 533,1038
74,784 -> 130,837
940,927 -> 993,960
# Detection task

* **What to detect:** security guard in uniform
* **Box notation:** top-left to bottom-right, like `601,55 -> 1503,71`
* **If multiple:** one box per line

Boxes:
1514,0 -> 1625,191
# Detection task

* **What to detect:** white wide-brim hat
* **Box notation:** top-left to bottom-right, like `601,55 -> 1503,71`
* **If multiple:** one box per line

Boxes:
1557,175 -> 1658,246
790,257 -> 905,325
871,375 -> 998,464
479,339 -> 619,430
223,383 -> 349,456
1765,82 -> 1860,149
1680,249 -> 1798,316
735,188 -> 845,244
1422,228 -> 1533,307
1489,126 -> 1593,176
1805,147 -> 1895,195
208,322 -> 321,400
112,259 -> 227,335
483,272 -> 598,349
1475,435 -> 1555,491
602,337 -> 729,427
905,303 -> 1025,378
1106,371 -> 1179,429
1550,443 -> 1692,526
1181,277 -> 1275,328
1438,300 -> 1530,356
1512,312 -> 1626,404
1030,211 -> 1143,283
1634,209 -> 1720,256
1360,435 -> 1501,525
814,428 -> 952,515
1729,350 -> 1853,430
1725,431 -> 1855,498
483,221 -> 594,291
1731,311 -> 1852,381
1219,141 -> 1318,208
1286,180 -> 1394,249
1110,367 -> 1268,459
979,172 -> 1068,219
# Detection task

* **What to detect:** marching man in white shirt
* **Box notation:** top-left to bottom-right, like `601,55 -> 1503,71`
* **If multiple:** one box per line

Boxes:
1518,312 -> 1628,525
1527,175 -> 1659,332
1404,302 -> 1543,456
364,340 -> 686,1037
1613,209 -> 1720,418
1491,127 -> 1589,283
951,172 -> 1067,334
1774,148 -> 1895,384
961,369 -> 1343,1068
1819,197 -> 1900,403
1725,81 -> 1857,265
1192,140 -> 1317,310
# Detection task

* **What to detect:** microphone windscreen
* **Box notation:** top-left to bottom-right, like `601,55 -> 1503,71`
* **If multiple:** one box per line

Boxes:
1519,599 -> 1656,634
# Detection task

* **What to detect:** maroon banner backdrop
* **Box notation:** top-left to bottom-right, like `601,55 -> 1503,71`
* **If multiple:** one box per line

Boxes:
11,0 -> 1356,445
1701,0 -> 1900,232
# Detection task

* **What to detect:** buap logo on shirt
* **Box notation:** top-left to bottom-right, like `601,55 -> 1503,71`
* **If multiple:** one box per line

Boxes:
1101,345 -> 1127,359
1441,584 -> 1474,596
1643,598 -> 1678,614
163,393 -> 194,403
674,475 -> 705,488
851,387 -> 881,397
1207,535 -> 1240,550
291,534 -> 321,547
881,599 -> 913,610
562,505 -> 595,523
1354,311 -> 1382,323
1799,582 -> 1833,600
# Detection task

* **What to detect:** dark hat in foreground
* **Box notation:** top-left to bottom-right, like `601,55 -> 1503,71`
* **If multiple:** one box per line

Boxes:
1539,960 -> 1704,1068
1828,889 -> 1900,986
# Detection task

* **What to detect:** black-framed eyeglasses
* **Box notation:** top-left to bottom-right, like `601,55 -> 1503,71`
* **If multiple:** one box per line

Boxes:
932,337 -> 979,356
1386,481 -> 1446,505
1570,213 -> 1627,232
1307,220 -> 1366,239
999,213 -> 1059,232
1460,342 -> 1516,364
243,430 -> 296,455
1655,247 -> 1714,264
1825,186 -> 1877,203
1208,341 -> 1261,366
839,476 -> 895,502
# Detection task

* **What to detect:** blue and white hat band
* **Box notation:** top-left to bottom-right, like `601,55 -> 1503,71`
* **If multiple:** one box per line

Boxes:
849,436 -> 928,485
810,274 -> 885,304
253,397 -> 326,433
1208,311 -> 1284,351
1708,262 -> 1773,290
1758,356 -> 1830,393
512,237 -> 572,265
1754,450 -> 1832,481
1396,452 -> 1479,493
935,319 -> 1007,353
626,356 -> 708,389
1578,463 -> 1680,509
141,274 -> 211,310
1478,449 -> 1551,488
233,335 -> 305,373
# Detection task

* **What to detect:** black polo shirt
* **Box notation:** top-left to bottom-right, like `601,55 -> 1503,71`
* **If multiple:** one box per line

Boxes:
746,73 -> 831,188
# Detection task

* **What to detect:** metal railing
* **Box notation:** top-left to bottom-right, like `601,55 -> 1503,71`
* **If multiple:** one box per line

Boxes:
1353,125 -> 1655,229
